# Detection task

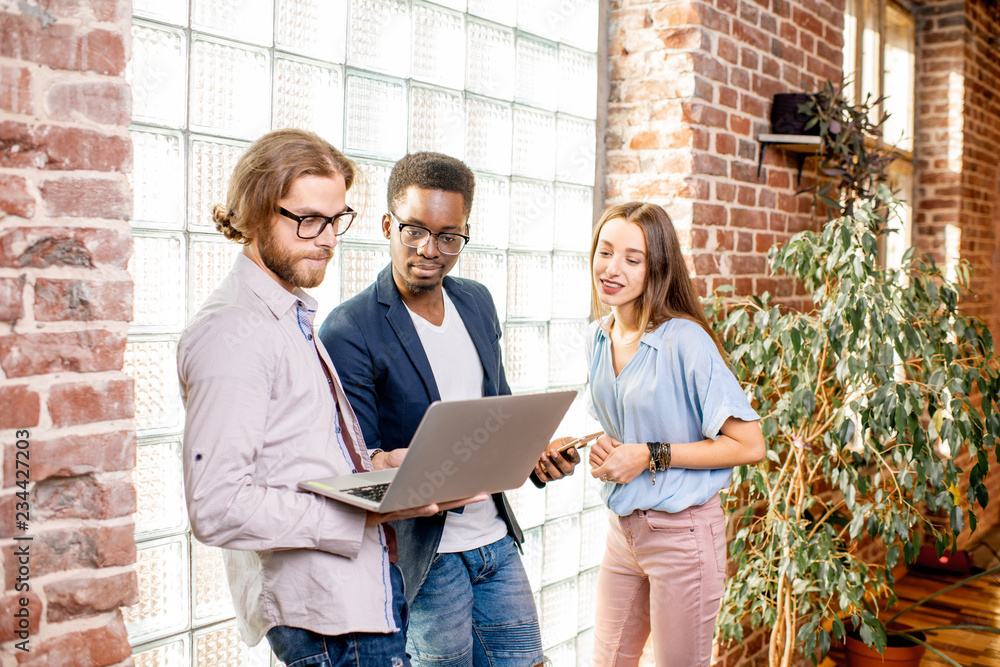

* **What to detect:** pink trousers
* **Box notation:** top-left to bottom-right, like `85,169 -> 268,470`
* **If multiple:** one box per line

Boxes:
592,495 -> 726,667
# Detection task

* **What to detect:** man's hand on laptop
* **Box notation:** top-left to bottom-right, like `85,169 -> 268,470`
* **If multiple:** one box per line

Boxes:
371,448 -> 408,470
533,437 -> 581,483
364,494 -> 489,526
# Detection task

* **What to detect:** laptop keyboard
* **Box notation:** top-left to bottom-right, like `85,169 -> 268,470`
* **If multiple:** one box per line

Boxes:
345,482 -> 390,502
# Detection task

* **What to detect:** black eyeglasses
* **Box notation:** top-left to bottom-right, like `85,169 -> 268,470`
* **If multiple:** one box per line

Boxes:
279,206 -> 357,239
390,212 -> 470,255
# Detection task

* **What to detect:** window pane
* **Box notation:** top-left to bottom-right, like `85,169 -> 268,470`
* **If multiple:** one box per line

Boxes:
277,0 -> 348,62
274,58 -> 344,142
192,540 -> 236,624
132,437 -> 186,536
543,515 -> 582,583
344,74 -> 408,158
883,3 -> 914,151
468,0 -> 515,26
456,250 -> 507,320
129,1 -> 600,662
350,159 -> 394,241
516,35 -> 560,110
552,254 -> 590,319
340,246 -> 391,300
466,97 -> 513,175
505,322 -> 550,389
467,175 -> 510,250
885,162 -> 913,270
513,107 -> 557,180
190,38 -> 271,139
861,0 -> 881,110
125,340 -> 184,434
559,46 -> 598,119
508,253 -> 553,319
133,636 -> 189,667
554,184 -> 594,252
189,236 -> 243,317
134,0 -> 187,25
541,577 -> 579,647
125,537 -> 191,645
131,129 -> 185,229
189,137 -> 249,230
467,19 -> 515,99
557,115 -> 597,185
842,0 -> 859,103
192,0 -> 274,45
347,0 -> 410,77
409,85 -> 465,157
510,180 -> 554,251
411,3 -> 465,89
128,23 -> 186,128
130,233 -> 185,332
545,474 -> 585,523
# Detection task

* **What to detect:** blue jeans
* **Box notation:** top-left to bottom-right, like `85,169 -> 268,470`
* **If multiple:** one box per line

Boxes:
265,564 -> 410,667
407,535 -> 543,667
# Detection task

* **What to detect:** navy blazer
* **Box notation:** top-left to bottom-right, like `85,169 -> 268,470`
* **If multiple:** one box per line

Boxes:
318,264 -> 524,603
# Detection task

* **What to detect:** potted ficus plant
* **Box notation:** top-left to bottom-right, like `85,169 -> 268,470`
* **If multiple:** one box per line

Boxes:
708,81 -> 1000,666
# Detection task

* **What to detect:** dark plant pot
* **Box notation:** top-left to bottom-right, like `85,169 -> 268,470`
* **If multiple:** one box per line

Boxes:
844,622 -> 926,667
770,93 -> 819,135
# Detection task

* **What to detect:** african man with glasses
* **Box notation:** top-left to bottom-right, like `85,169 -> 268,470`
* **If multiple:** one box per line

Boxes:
178,131 -> 480,667
319,152 -> 578,667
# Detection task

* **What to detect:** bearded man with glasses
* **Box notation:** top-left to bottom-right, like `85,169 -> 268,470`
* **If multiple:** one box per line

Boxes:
178,131 -> 475,667
319,152 -> 578,667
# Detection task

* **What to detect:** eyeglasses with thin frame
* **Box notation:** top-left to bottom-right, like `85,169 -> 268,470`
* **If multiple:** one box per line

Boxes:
389,212 -> 470,255
279,206 -> 357,239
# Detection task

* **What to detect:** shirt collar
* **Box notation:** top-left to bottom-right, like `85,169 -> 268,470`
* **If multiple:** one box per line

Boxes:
595,314 -> 665,351
235,253 -> 317,321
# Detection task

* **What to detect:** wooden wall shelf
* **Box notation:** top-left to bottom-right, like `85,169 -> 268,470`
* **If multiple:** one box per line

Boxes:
756,134 -> 821,183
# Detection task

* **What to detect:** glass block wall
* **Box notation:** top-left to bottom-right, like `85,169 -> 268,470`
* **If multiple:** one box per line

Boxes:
125,1 -> 604,665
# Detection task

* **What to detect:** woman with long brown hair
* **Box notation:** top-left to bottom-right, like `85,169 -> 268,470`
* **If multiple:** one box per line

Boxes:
547,201 -> 765,666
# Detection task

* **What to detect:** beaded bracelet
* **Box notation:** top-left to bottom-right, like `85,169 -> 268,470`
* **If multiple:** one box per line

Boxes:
646,441 -> 672,485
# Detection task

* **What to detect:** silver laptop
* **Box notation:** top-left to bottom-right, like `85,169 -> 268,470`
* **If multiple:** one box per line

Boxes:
299,390 -> 577,512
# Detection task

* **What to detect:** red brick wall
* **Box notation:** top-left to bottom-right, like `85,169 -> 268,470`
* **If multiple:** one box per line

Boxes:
914,0 -> 1000,543
959,1 -> 1000,340
915,0 -> 1000,335
606,0 -> 843,308
912,1 -> 967,265
0,1 -> 137,665
960,0 -> 1000,537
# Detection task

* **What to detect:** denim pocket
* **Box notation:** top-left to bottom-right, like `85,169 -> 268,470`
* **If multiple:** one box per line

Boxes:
286,654 -> 333,667
265,626 -> 331,667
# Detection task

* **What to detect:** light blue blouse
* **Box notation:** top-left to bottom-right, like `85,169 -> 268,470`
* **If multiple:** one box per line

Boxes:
587,317 -> 760,515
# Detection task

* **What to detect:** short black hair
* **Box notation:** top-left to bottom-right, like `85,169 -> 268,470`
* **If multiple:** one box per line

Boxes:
386,152 -> 475,220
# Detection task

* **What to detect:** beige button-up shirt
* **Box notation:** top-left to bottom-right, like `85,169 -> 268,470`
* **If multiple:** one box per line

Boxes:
178,254 -> 395,646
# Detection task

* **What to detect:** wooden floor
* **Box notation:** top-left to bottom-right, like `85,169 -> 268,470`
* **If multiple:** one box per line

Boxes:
822,544 -> 1000,666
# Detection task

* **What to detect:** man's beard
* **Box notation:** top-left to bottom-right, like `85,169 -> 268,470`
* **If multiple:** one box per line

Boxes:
257,226 -> 332,289
403,277 -> 437,294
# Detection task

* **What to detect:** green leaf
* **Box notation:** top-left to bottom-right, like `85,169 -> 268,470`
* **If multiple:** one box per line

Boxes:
950,505 -> 964,534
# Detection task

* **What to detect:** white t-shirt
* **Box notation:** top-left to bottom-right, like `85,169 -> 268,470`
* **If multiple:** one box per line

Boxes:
404,288 -> 509,553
